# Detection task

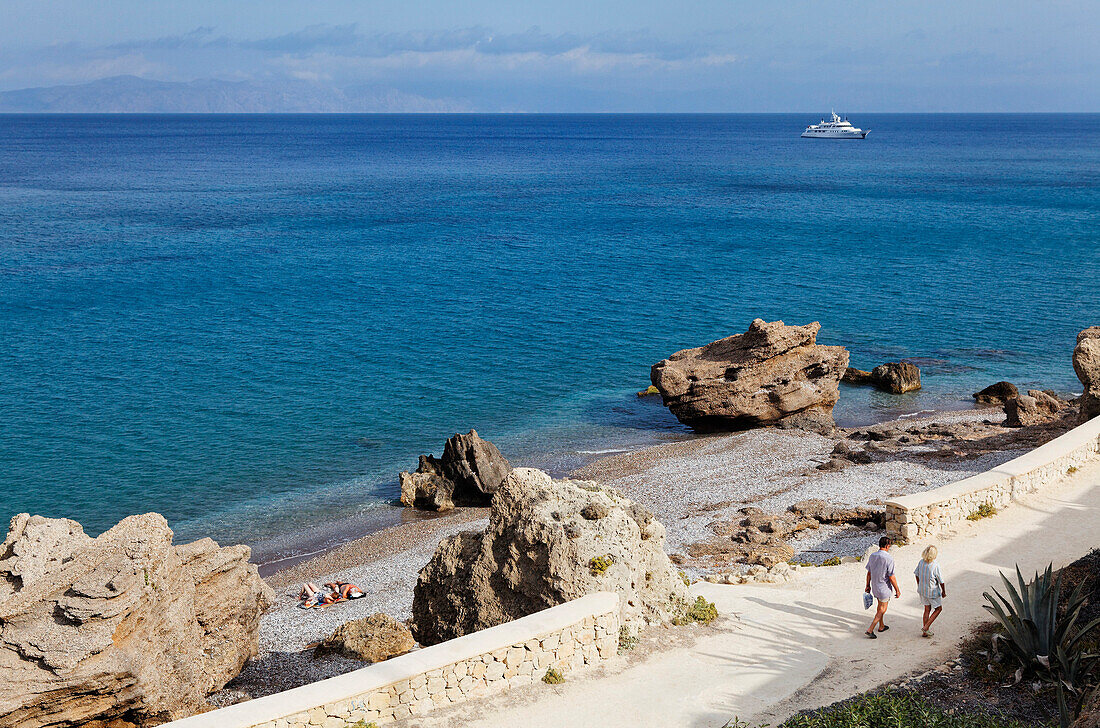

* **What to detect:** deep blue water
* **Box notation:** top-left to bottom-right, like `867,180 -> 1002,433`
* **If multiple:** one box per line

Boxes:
1,113 -> 1098,549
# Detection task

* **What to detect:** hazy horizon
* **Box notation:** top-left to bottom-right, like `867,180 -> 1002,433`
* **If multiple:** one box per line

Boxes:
2,1 -> 1097,113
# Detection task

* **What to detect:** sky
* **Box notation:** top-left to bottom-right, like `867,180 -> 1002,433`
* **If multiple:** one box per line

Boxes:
1,0 -> 1097,111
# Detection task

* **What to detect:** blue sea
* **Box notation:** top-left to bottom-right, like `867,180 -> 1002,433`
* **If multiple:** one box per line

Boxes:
1,114 -> 1098,557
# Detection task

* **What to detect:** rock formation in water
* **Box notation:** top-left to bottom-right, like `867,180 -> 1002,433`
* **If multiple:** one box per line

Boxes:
1075,327 -> 1100,421
650,319 -> 849,432
842,367 -> 873,385
400,429 -> 513,511
844,362 -> 921,393
411,468 -> 690,646
0,513 -> 273,728
973,381 -> 1019,405
870,362 -> 922,393
313,613 -> 415,663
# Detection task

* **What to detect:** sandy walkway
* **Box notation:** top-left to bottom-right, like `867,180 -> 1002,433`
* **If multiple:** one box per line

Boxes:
398,458 -> 1100,728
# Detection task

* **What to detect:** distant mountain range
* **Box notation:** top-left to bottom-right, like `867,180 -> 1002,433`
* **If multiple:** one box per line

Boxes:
0,76 -> 472,113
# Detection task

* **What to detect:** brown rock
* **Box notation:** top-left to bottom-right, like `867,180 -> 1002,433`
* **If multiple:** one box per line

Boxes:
787,499 -> 883,526
734,539 -> 795,568
411,468 -> 689,646
842,368 -> 872,384
1004,390 -> 1065,427
313,613 -> 415,663
650,319 -> 849,432
973,381 -> 1019,405
870,362 -> 922,394
399,430 -> 512,511
1075,327 -> 1100,421
0,513 -> 273,728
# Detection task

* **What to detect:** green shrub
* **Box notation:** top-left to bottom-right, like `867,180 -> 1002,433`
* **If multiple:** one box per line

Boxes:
350,722 -> 378,728
618,624 -> 638,652
588,554 -> 614,576
542,667 -> 565,684
967,502 -> 998,521
674,596 -> 718,626
678,569 -> 691,587
726,690 -> 1047,727
1067,466 -> 1079,475
983,564 -> 1100,726
819,557 -> 842,567
636,385 -> 660,397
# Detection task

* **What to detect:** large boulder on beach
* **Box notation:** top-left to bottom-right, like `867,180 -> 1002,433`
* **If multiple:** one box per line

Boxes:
1004,390 -> 1066,427
313,613 -> 415,663
411,468 -> 690,646
650,319 -> 849,432
400,430 -> 512,511
1075,327 -> 1100,421
0,513 -> 273,728
973,381 -> 1019,405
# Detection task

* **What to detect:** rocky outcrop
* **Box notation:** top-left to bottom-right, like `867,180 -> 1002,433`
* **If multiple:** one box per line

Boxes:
843,362 -> 921,393
400,430 -> 512,511
0,513 -> 273,728
313,613 -> 415,663
870,362 -> 921,393
692,502 -> 884,568
411,468 -> 690,646
973,381 -> 1018,405
842,367 -> 872,385
650,319 -> 849,432
1075,327 -> 1100,421
1004,390 -> 1067,427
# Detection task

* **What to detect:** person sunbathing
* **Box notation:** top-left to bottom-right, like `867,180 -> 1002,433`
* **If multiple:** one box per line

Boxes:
324,581 -> 365,600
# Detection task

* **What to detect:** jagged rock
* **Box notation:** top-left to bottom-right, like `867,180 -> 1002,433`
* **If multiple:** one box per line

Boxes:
1004,390 -> 1065,427
1075,327 -> 1100,421
870,362 -> 922,394
842,367 -> 873,384
816,457 -> 849,471
0,513 -> 273,728
411,468 -> 690,646
399,458 -> 452,511
787,499 -> 883,526
732,539 -> 795,568
650,319 -> 849,432
400,430 -> 512,511
973,381 -> 1019,405
313,613 -> 415,663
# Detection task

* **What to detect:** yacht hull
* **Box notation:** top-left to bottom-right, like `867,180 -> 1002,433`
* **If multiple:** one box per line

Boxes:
800,130 -> 869,139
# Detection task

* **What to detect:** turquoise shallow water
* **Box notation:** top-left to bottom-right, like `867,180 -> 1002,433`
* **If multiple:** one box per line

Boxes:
1,113 -> 1098,548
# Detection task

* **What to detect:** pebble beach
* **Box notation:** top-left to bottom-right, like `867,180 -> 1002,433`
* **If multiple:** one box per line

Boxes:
232,404 -> 1050,698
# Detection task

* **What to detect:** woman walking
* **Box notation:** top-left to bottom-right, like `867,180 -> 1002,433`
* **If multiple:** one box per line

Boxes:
914,545 -> 946,637
864,536 -> 900,638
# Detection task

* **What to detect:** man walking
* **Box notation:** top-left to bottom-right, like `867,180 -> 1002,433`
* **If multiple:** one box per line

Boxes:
865,536 -> 900,638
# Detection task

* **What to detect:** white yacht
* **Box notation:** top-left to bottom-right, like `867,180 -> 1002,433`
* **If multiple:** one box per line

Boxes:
801,112 -> 869,139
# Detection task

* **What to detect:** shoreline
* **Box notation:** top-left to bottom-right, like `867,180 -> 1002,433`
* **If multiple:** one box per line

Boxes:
227,400 -> 1084,700
252,397 -> 989,580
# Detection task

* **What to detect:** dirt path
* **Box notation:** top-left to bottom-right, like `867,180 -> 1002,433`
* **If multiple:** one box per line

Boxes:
400,458 -> 1100,728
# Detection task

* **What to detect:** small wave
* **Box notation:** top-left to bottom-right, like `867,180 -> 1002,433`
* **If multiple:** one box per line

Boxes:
577,448 -> 629,455
898,409 -> 938,419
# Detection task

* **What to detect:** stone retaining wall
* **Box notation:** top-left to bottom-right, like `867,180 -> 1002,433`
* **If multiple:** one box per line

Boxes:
886,416 -> 1100,542
163,592 -> 620,728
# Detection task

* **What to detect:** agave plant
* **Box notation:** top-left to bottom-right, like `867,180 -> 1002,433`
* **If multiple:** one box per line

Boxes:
982,563 -> 1100,727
